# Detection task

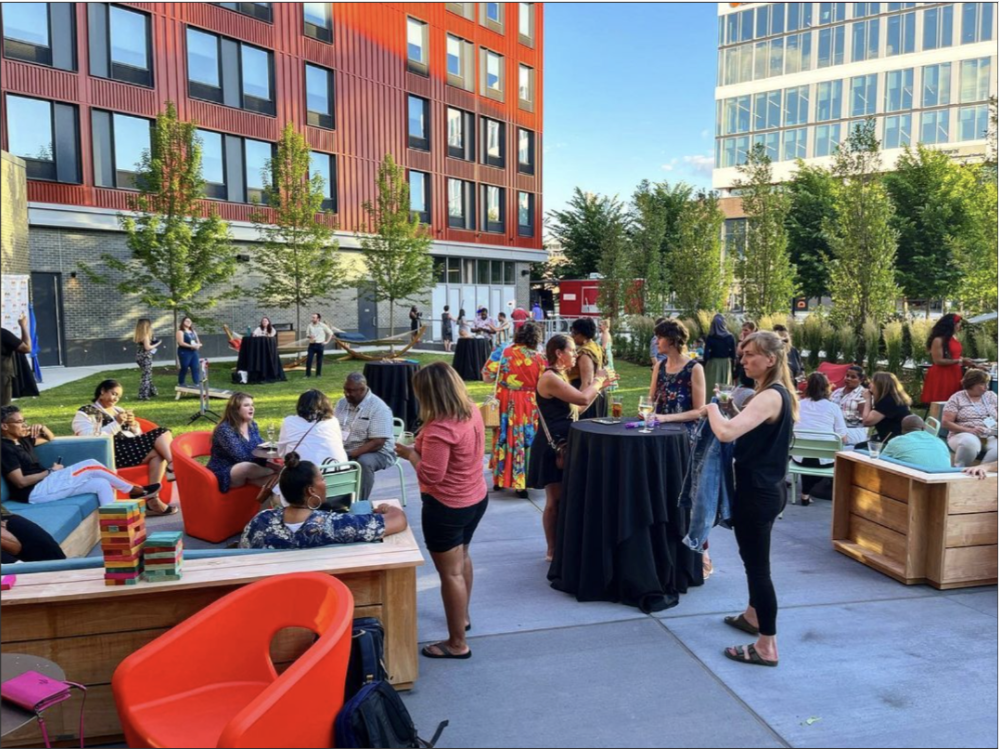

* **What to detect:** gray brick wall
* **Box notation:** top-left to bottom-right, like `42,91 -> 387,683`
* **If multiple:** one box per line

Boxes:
1,152 -> 30,277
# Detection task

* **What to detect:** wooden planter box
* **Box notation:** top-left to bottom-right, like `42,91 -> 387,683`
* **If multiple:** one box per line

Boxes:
832,452 -> 997,589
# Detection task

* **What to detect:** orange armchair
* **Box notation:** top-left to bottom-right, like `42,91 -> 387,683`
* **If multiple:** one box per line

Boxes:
115,417 -> 174,503
817,362 -> 853,390
113,573 -> 355,749
173,431 -> 261,543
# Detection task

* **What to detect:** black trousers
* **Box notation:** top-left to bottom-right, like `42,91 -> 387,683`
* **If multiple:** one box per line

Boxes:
1,515 -> 66,565
793,457 -> 824,495
306,343 -> 326,377
732,478 -> 786,637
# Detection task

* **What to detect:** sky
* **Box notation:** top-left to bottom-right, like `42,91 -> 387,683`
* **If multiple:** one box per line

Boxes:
542,2 -> 720,218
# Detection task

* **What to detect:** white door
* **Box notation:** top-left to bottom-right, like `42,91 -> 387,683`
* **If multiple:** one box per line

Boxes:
431,285 -> 446,340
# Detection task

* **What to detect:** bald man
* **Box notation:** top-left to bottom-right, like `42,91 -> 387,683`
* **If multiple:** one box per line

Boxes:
881,415 -> 952,470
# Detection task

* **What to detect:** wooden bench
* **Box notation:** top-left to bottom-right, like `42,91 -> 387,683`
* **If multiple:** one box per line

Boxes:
0,501 -> 423,747
832,452 -> 997,589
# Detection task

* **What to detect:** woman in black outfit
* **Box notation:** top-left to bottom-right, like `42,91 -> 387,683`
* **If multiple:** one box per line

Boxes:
701,330 -> 796,668
1,507 -> 65,564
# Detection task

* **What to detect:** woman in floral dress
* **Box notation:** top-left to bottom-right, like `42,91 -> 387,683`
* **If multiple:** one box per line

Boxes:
482,322 -> 546,498
649,318 -> 706,437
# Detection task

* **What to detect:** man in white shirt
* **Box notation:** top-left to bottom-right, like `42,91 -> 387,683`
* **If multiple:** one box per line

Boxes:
305,313 -> 338,378
334,373 -> 396,500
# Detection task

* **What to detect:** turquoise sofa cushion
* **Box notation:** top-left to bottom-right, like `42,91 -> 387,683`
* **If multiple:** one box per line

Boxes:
4,494 -> 102,544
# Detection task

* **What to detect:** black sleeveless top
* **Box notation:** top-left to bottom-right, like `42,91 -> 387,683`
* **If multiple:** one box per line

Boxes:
536,369 -> 574,441
733,384 -> 793,489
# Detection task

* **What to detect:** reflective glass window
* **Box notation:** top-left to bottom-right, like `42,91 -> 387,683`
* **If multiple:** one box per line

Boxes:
959,105 -> 989,141
816,80 -> 843,122
815,123 -> 842,156
923,5 -> 954,49
6,95 -> 53,162
187,29 -> 219,87
922,63 -> 951,107
113,113 -> 150,176
884,113 -> 912,148
110,7 -> 148,70
197,129 -> 225,186
919,110 -> 950,144
960,58 -> 991,102
241,45 -> 271,101
885,69 -> 914,112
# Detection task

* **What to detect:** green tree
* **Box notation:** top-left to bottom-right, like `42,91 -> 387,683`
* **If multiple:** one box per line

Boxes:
785,161 -> 837,303
82,102 -> 237,338
885,145 -> 967,310
734,143 -> 797,319
949,163 -> 998,314
668,191 -> 731,317
356,154 -> 434,340
595,211 -> 632,324
251,124 -> 344,337
547,188 -> 626,279
825,120 -> 900,337
628,181 -> 691,315
987,95 -> 998,177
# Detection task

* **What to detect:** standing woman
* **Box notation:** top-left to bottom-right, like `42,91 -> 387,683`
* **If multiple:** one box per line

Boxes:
529,334 -> 613,562
206,392 -> 275,493
567,318 -> 606,420
457,308 -> 472,339
395,362 -> 488,660
701,331 -> 796,668
409,306 -> 422,341
703,314 -> 737,392
922,314 -> 973,404
441,305 -> 455,353
176,317 -> 202,386
482,322 -> 547,498
649,319 -> 706,436
133,318 -> 160,401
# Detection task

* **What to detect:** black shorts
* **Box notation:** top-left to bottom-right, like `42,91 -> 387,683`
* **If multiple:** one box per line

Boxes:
421,493 -> 489,554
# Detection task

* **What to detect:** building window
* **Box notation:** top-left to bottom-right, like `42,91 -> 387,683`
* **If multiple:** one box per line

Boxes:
196,129 -> 227,200
92,110 -> 151,189
723,95 -> 752,135
482,185 -> 505,233
851,18 -> 880,62
788,2 -> 813,31
481,2 -> 503,33
960,58 -> 992,102
518,2 -> 535,46
186,29 -> 220,90
446,34 -> 475,91
769,3 -> 784,35
961,2 -> 994,44
407,17 -> 429,75
481,117 -> 505,168
816,80 -> 843,122
481,48 -> 504,101
213,3 -> 272,22
753,131 -> 781,162
445,257 -> 462,283
518,64 -> 535,110
886,11 -> 915,56
309,152 -> 336,212
884,113 -> 912,149
306,63 -> 335,129
850,73 -> 877,117
922,63 -> 952,108
819,3 -> 847,25
407,95 -> 430,151
447,107 -> 475,161
186,29 -> 275,115
244,138 -> 272,204
446,3 -> 475,21
784,86 -> 810,127
5,94 -> 80,182
720,135 -> 751,168
304,2 -> 332,43
885,69 -> 914,112
785,32 -> 812,75
2,2 -> 75,70
408,170 -> 430,224
782,128 -> 808,161
853,3 -> 880,18
815,123 -> 842,157
818,25 -> 845,67
517,128 -> 535,175
920,110 -> 950,144
518,192 -> 534,237
448,178 -> 475,230
85,5 -> 153,86
768,37 -> 784,78
754,90 -> 781,131
241,45 -> 272,114
923,5 -> 954,50
959,105 -> 989,141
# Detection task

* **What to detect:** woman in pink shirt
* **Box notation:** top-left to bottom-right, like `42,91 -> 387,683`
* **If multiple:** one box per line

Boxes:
396,362 -> 488,660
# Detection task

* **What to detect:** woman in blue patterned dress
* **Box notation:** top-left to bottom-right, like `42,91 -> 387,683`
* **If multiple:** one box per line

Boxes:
206,392 -> 275,493
240,452 -> 408,549
648,319 -> 706,436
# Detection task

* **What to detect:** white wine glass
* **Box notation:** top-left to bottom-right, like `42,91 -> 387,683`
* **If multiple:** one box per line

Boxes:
266,423 -> 276,455
637,397 -> 654,434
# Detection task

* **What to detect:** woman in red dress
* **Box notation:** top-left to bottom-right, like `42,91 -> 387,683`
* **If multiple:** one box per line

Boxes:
922,314 -> 974,404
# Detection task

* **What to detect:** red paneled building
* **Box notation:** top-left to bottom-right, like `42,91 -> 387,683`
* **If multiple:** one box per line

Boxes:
0,2 -> 544,365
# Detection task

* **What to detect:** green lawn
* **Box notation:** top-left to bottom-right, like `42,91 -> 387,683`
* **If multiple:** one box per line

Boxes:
26,354 -> 655,437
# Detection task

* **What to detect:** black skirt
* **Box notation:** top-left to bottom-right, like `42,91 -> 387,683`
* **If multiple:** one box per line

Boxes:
527,430 -> 564,489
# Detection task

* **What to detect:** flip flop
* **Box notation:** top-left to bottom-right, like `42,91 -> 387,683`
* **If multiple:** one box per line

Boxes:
421,643 -> 472,660
723,614 -> 760,636
724,643 -> 778,668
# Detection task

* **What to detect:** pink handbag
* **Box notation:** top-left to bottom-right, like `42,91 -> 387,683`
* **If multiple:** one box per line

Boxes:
1,670 -> 87,747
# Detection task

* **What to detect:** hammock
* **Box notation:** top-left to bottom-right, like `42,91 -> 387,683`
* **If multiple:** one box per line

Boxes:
333,326 -> 427,361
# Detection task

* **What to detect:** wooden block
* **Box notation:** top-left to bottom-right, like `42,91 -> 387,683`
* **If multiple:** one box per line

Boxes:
832,540 -> 912,583
849,514 -> 908,565
61,509 -> 99,559
947,478 -> 999,514
939,545 -> 999,587
945,512 -> 999,548
852,461 -> 911,502
850,488 -> 908,535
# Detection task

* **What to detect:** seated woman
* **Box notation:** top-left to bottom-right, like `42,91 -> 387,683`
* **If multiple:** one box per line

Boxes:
206,392 -> 275,493
649,319 -> 706,435
276,390 -> 347,504
861,372 -> 912,444
2,506 -> 66,564
252,317 -> 276,337
239,452 -> 407,549
831,365 -> 871,447
72,379 -> 177,516
943,369 -> 999,468
793,372 -> 849,506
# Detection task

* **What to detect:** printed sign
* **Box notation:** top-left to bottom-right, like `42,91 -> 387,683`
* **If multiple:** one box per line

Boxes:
1,275 -> 30,333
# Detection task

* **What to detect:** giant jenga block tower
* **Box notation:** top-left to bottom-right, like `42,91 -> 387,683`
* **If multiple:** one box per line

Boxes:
100,501 -> 146,586
143,531 -> 184,582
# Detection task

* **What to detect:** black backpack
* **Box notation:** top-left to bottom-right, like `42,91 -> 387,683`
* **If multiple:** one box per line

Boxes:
345,617 -> 387,701
334,680 -> 448,749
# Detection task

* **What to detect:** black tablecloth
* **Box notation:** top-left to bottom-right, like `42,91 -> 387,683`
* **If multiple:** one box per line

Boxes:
236,337 -> 286,384
11,353 -> 39,399
549,421 -> 703,613
363,361 -> 419,430
453,338 -> 492,381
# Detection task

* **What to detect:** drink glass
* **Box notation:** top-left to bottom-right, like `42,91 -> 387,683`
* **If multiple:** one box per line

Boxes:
91,414 -> 103,435
717,385 -> 734,404
868,440 -> 883,459
637,397 -> 654,434
611,396 -> 624,423
400,431 -> 416,447
266,424 -> 276,455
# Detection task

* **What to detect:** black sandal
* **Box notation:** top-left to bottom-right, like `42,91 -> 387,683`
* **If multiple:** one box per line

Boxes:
723,613 -> 760,636
421,643 -> 472,660
724,643 -> 778,667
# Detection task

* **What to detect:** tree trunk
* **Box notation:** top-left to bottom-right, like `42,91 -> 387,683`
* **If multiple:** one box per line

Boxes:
172,308 -> 180,368
389,297 -> 396,354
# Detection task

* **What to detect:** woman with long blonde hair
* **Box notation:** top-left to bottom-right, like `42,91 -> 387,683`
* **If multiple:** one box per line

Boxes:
133,318 -> 159,400
700,331 -> 796,668
861,372 -> 912,443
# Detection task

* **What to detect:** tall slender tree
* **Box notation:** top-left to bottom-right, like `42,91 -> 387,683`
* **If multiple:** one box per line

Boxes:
356,154 -> 434,340
547,188 -> 626,280
251,124 -> 344,336
785,161 -> 837,303
628,181 -> 691,316
82,102 -> 237,339
949,162 -> 998,314
734,143 -> 797,319
668,191 -> 731,317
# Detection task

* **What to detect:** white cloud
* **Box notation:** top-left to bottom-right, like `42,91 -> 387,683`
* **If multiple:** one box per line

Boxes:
683,154 -> 715,176
700,129 -> 710,139
661,157 -> 678,172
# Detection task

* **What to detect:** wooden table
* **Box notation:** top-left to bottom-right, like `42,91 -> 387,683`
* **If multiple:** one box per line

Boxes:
0,501 -> 423,747
1,654 -> 66,738
832,452 -> 997,589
